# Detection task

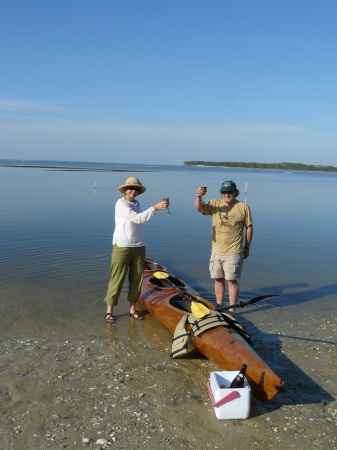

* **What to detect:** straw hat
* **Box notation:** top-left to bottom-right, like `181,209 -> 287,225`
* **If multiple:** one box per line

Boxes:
118,177 -> 146,194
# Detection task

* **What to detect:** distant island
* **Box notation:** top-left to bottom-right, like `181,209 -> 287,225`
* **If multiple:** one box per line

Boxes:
184,161 -> 337,172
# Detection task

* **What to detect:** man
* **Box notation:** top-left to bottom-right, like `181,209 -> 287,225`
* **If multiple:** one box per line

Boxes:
195,180 -> 253,315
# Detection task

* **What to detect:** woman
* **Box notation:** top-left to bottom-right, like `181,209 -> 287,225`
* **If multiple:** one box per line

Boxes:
105,177 -> 168,323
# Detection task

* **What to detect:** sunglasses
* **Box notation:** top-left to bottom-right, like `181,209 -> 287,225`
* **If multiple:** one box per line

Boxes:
222,191 -> 233,195
127,187 -> 140,192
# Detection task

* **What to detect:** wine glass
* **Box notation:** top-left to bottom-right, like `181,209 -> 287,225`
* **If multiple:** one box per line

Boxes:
201,186 -> 207,202
163,197 -> 171,214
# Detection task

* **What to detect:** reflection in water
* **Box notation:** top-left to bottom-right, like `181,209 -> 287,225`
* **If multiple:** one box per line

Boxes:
105,322 -> 120,344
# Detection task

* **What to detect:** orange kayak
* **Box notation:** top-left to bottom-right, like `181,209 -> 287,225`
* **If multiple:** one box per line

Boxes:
140,259 -> 284,401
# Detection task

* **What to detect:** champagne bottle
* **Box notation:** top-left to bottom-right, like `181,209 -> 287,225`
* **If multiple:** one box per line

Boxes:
229,364 -> 247,389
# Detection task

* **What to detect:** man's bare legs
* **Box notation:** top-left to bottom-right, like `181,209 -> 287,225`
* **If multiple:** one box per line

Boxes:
215,277 -> 225,307
227,280 -> 239,314
215,278 -> 239,315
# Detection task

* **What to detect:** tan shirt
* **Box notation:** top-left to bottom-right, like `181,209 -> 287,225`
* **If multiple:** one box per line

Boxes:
203,199 -> 252,255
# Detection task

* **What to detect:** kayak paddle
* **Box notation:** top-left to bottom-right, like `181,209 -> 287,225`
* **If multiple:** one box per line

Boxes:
153,272 -> 279,316
153,271 -> 211,318
216,294 -> 280,313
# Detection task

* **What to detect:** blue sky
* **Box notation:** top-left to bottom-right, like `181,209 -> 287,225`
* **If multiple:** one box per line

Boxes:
1,0 -> 337,165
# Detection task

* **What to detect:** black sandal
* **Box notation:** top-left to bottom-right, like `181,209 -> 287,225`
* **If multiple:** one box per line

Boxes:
129,310 -> 143,320
105,313 -> 115,323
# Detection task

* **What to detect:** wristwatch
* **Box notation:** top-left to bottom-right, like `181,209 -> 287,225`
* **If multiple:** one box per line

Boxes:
244,246 -> 250,250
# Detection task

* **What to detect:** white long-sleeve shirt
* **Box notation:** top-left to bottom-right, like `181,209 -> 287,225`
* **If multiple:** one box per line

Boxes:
112,197 -> 156,247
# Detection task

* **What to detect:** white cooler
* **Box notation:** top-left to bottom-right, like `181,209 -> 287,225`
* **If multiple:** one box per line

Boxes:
208,371 -> 251,420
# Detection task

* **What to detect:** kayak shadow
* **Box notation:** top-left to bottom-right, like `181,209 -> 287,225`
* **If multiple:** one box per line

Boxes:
239,283 -> 336,411
243,321 -> 335,416
179,324 -> 335,414
135,274 -> 335,414
237,282 -> 337,314
235,283 -> 336,413
168,278 -> 336,412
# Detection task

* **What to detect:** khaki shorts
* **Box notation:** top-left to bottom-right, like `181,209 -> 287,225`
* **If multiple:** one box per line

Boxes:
209,252 -> 244,280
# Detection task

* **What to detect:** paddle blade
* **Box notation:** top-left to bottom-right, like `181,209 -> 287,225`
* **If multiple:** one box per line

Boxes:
153,271 -> 169,279
191,301 -> 210,319
216,294 -> 280,312
245,294 -> 280,306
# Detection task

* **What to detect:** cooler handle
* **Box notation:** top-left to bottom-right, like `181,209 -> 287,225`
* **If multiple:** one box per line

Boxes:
207,380 -> 239,408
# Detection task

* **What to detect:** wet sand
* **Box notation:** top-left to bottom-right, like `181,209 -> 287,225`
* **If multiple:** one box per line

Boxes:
1,294 -> 336,450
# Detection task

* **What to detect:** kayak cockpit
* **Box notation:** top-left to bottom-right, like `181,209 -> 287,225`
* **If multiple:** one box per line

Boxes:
169,295 -> 192,312
144,259 -> 167,272
148,274 -> 186,290
169,294 -> 213,314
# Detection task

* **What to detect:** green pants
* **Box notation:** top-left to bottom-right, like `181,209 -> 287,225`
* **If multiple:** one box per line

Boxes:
104,244 -> 146,306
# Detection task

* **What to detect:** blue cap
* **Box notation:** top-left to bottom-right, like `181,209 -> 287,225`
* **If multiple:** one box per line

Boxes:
220,180 -> 236,192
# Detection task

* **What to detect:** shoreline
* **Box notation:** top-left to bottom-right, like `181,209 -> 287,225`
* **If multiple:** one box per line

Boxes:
185,161 -> 337,173
0,164 -> 151,172
188,164 -> 337,174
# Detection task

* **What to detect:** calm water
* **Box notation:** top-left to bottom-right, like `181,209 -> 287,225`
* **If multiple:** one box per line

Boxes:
1,162 -> 337,338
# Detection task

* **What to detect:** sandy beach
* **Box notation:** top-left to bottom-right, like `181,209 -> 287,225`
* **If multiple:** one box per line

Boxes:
1,296 -> 336,450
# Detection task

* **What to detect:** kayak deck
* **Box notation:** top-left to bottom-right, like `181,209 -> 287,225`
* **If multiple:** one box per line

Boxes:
140,261 -> 284,401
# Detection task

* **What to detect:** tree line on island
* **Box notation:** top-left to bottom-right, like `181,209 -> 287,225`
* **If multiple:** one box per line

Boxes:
184,161 -> 337,172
